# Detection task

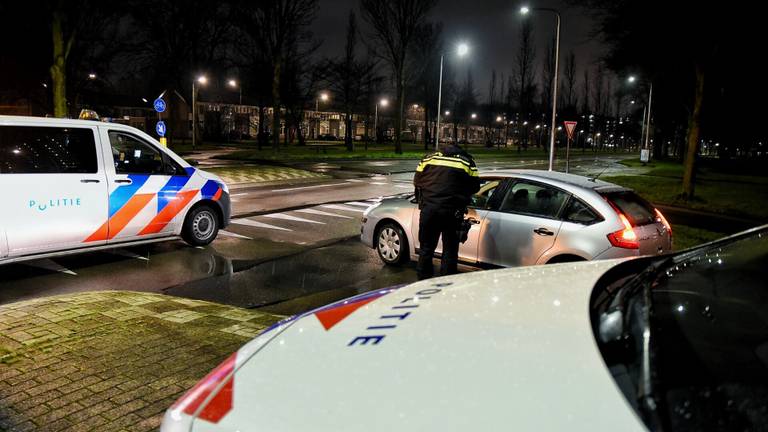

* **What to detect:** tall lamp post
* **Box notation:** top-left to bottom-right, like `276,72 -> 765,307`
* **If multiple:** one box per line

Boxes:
628,75 -> 653,156
192,75 -> 207,149
436,42 -> 470,151
374,98 -> 388,143
521,6 -> 561,171
227,79 -> 241,105
315,92 -> 329,139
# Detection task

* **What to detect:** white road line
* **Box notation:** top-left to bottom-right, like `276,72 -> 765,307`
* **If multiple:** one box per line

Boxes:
231,218 -> 293,231
344,202 -> 374,208
219,230 -> 253,240
395,184 -> 412,188
371,182 -> 388,185
295,208 -> 353,219
346,179 -> 364,183
231,193 -> 249,197
24,259 -> 77,275
272,182 -> 348,192
263,213 -> 325,224
109,249 -> 150,261
321,204 -> 365,213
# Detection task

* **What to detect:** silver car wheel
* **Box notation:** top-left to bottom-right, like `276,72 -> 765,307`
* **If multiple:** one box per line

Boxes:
192,210 -> 216,241
378,227 -> 401,262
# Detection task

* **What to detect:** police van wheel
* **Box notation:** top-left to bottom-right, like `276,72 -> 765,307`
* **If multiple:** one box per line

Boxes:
376,223 -> 408,265
182,205 -> 219,246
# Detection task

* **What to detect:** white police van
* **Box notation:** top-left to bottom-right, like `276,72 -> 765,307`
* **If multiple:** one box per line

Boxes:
0,116 -> 230,264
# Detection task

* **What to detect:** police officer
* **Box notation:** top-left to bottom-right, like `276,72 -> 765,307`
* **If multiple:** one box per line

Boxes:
413,142 -> 480,279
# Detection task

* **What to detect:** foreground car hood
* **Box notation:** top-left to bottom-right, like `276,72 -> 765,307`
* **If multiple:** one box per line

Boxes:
192,260 -> 645,431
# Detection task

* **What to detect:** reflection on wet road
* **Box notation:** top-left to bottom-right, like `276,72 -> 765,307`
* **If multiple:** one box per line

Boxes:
165,239 -> 418,315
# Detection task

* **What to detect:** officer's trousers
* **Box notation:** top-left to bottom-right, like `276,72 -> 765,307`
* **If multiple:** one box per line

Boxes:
416,206 -> 460,280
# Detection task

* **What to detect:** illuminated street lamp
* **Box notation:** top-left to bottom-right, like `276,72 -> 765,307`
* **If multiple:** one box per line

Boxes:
192,75 -> 208,149
521,5 -> 561,171
374,98 -> 389,143
227,79 -> 242,105
88,73 -> 97,80
627,75 -> 653,154
314,91 -> 330,138
436,42 -> 470,150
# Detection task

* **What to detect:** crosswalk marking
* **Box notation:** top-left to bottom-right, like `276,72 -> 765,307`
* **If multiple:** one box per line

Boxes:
231,218 -> 293,231
263,213 -> 325,224
273,182 -> 348,192
321,204 -> 365,213
371,182 -> 388,185
23,259 -> 77,275
344,202 -> 374,208
295,208 -> 353,219
346,179 -> 364,183
219,230 -> 253,240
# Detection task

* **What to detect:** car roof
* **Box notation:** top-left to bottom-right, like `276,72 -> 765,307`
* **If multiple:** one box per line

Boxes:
479,168 -> 627,193
0,115 -> 138,133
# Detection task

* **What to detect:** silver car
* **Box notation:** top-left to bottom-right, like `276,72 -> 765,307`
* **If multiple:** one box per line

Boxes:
361,169 -> 673,267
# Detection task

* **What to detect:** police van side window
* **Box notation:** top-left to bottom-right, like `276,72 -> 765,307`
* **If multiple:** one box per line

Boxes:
109,132 -> 164,175
0,126 -> 97,174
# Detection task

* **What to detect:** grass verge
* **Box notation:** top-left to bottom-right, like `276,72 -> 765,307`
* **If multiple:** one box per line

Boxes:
673,225 -> 726,251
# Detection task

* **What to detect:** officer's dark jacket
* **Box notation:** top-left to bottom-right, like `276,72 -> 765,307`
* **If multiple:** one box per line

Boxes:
413,145 -> 481,209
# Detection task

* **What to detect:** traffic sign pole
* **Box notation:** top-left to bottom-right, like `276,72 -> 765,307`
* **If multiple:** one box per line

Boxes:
563,121 -> 577,173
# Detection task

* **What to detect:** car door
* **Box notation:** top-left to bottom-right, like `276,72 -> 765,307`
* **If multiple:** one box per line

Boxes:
409,179 -> 500,265
100,128 -> 191,243
477,179 -> 568,267
0,124 -> 108,256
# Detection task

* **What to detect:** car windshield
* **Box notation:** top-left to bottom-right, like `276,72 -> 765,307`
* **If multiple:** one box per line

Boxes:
592,228 -> 768,430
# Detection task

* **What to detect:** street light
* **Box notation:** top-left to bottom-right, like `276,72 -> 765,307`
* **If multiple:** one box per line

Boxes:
627,75 -> 653,156
471,113 -> 477,119
521,5 -> 561,171
88,73 -> 97,80
227,79 -> 242,105
192,75 -> 208,149
314,92 -> 330,138
435,41 -> 470,150
374,98 -> 388,143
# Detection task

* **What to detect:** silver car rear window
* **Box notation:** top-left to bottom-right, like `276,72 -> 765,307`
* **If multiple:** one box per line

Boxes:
602,191 -> 656,226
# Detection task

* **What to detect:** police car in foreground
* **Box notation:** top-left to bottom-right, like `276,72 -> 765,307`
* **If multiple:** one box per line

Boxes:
361,169 -> 672,267
163,225 -> 768,431
0,116 -> 230,264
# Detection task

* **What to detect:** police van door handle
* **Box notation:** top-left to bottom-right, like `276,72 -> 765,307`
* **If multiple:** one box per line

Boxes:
114,179 -> 132,184
534,227 -> 554,236
80,179 -> 100,183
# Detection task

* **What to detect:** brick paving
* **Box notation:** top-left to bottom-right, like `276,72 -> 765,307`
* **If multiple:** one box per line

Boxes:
0,291 -> 282,431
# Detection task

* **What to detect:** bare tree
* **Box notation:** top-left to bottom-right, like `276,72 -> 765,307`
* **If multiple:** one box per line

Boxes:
324,10 -> 380,151
592,64 -> 605,117
360,0 -> 438,154
562,51 -> 577,112
410,22 -> 443,150
581,68 -> 591,114
513,19 -> 536,136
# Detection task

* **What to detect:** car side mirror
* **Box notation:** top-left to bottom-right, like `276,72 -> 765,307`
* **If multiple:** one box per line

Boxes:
598,309 -> 624,344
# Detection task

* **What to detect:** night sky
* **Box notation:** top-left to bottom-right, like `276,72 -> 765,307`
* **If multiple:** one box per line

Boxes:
315,0 -> 604,98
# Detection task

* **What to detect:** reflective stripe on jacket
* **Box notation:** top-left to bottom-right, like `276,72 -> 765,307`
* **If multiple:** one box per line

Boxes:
413,147 -> 481,210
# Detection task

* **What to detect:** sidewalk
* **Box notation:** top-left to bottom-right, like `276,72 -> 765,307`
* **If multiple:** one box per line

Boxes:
0,291 -> 282,431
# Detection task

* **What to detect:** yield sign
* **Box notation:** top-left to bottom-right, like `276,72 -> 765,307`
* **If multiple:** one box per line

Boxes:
564,121 -> 578,141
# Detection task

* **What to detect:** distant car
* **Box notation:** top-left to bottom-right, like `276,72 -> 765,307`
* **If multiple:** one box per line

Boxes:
0,115 -> 230,264
361,169 -> 672,268
163,224 -> 767,431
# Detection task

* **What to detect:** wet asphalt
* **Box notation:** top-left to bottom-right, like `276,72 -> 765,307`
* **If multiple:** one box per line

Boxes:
1,154 -> 741,314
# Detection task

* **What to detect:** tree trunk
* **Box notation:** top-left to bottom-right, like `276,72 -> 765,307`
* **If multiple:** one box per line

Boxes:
394,73 -> 404,154
681,65 -> 705,200
50,11 -> 69,118
271,59 -> 282,152
345,110 -> 353,151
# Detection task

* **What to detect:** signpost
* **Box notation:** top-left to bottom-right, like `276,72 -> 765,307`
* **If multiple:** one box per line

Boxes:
153,98 -> 166,113
564,121 -> 577,173
154,96 -> 167,146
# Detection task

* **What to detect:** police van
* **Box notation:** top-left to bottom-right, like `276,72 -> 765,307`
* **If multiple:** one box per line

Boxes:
0,116 -> 230,264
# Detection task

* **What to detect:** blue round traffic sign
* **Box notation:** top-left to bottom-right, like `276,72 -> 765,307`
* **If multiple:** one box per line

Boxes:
153,98 -> 166,113
156,121 -> 167,137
